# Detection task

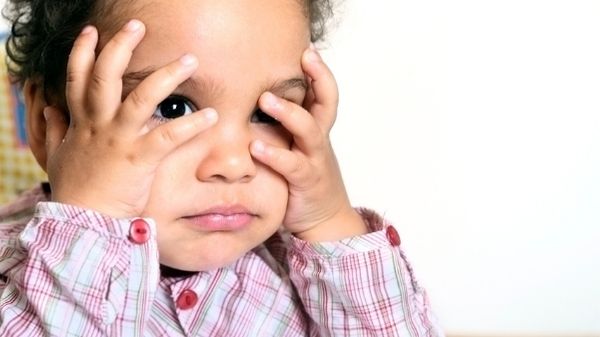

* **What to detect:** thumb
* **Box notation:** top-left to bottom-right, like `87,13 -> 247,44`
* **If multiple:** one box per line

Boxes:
43,106 -> 68,158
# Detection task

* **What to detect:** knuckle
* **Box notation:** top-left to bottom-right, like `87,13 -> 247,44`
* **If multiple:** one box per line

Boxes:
163,64 -> 181,79
66,53 -> 93,85
125,151 -> 151,168
127,89 -> 148,108
271,151 -> 287,167
66,69 -> 80,84
90,73 -> 109,89
273,150 -> 284,164
158,127 -> 179,146
289,158 -> 305,176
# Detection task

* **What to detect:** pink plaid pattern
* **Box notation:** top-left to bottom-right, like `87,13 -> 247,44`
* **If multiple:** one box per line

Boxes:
0,186 -> 443,336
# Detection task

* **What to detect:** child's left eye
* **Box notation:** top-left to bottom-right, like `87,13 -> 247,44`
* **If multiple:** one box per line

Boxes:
153,96 -> 195,121
251,109 -> 280,125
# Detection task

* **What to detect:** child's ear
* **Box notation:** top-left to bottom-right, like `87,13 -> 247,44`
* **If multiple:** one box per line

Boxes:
23,79 -> 51,171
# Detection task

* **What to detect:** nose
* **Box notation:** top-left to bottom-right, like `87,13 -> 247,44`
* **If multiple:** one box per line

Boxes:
195,123 -> 257,183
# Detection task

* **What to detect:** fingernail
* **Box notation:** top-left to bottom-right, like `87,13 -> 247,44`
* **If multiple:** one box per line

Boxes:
264,92 -> 281,109
252,140 -> 266,154
80,25 -> 94,35
125,19 -> 142,32
203,108 -> 218,123
179,53 -> 197,66
306,49 -> 321,63
43,107 -> 50,121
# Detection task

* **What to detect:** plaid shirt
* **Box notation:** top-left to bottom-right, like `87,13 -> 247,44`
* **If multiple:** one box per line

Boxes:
0,185 -> 443,336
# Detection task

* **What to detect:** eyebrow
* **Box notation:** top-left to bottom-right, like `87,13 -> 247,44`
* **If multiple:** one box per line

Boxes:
122,68 -> 307,98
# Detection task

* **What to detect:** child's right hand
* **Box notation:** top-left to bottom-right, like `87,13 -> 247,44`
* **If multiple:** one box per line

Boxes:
43,20 -> 218,218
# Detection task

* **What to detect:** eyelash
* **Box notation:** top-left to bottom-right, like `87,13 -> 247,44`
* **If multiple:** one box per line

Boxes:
152,95 -> 282,126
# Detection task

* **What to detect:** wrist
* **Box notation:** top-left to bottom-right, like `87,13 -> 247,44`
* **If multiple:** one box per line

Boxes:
293,207 -> 368,242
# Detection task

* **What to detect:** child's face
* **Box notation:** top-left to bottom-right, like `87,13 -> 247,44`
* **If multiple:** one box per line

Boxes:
117,0 -> 310,270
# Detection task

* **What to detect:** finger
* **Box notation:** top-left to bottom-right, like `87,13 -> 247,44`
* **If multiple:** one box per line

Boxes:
302,76 -> 315,108
118,54 -> 199,129
259,92 -> 324,154
65,25 -> 98,121
301,48 -> 339,130
140,108 -> 218,160
90,19 -> 146,119
250,139 -> 311,186
43,106 -> 69,159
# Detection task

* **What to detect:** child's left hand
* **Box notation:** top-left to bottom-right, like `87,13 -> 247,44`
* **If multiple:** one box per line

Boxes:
250,47 -> 367,242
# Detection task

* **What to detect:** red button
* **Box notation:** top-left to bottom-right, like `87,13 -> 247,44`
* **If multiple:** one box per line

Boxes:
129,219 -> 150,244
176,289 -> 198,310
386,226 -> 401,246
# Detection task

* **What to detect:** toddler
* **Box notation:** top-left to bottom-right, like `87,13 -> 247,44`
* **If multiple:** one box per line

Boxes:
0,0 -> 444,336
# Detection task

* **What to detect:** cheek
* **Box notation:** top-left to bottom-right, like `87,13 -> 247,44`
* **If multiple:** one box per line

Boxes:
252,160 -> 289,227
256,164 -> 289,214
142,156 -> 195,212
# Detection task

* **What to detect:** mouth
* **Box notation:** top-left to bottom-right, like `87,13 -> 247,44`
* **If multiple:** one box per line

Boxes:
182,205 -> 257,231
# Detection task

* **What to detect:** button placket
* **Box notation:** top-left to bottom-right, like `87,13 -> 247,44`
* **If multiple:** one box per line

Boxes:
170,277 -> 209,336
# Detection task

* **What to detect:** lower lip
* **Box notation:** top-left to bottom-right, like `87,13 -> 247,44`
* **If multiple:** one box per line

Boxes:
184,213 -> 254,231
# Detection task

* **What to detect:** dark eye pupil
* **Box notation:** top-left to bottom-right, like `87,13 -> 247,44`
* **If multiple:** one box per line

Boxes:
159,97 -> 187,119
253,109 -> 279,125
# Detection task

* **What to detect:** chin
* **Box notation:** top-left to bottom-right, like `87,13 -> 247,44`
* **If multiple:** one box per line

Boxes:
158,243 -> 249,272
161,258 -> 236,272
155,217 -> 283,272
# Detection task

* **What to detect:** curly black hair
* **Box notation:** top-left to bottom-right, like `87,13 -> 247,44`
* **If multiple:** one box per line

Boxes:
2,0 -> 335,104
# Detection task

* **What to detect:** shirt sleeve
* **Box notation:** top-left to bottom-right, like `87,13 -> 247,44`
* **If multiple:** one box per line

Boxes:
287,208 -> 445,337
0,202 -> 160,337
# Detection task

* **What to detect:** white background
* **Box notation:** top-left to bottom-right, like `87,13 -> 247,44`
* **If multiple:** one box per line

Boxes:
2,0 -> 599,335
324,1 -> 600,335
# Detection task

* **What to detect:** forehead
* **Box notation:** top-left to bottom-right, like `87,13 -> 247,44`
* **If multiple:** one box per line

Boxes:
117,0 -> 310,97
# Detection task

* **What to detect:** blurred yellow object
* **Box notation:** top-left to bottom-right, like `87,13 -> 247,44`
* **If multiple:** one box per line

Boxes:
0,42 -> 47,204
